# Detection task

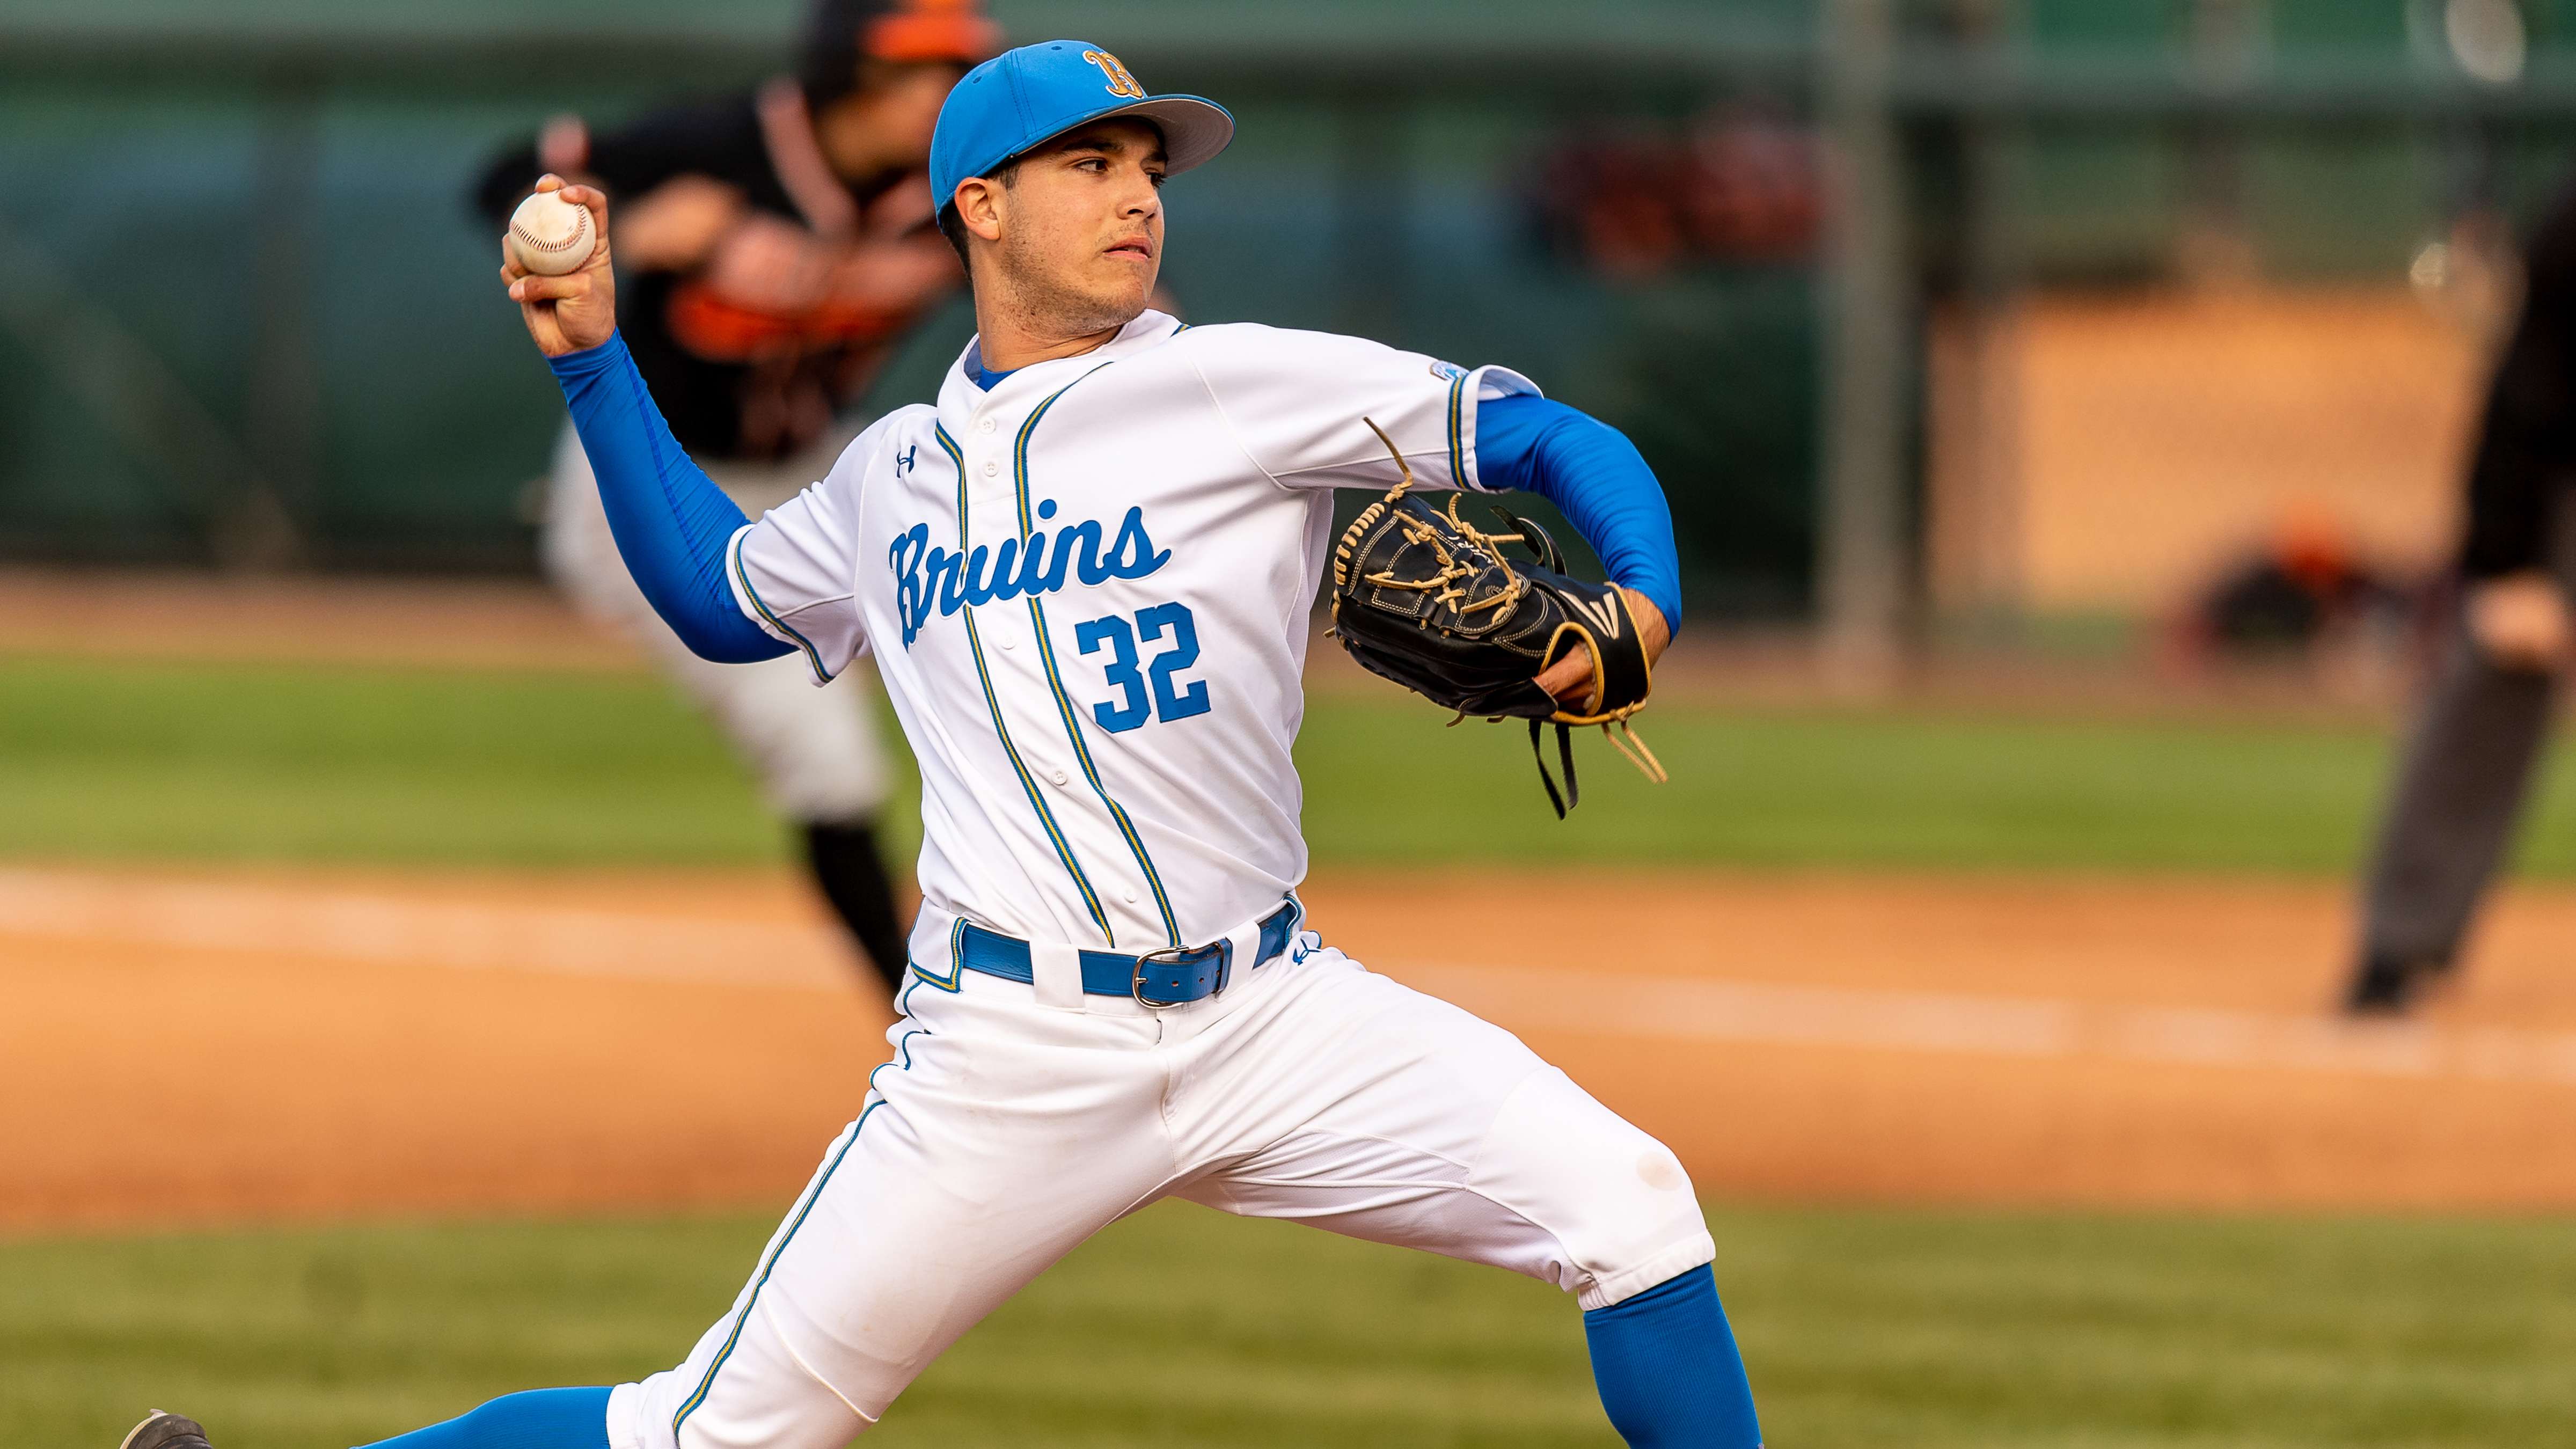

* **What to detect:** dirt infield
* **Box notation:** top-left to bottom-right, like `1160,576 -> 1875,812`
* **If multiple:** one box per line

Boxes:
8,863 -> 2576,1235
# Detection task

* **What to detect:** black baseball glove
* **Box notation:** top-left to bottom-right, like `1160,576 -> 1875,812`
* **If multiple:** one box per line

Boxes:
1329,419 -> 1666,817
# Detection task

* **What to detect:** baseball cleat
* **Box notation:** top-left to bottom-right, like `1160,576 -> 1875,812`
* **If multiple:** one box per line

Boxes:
118,1411 -> 214,1449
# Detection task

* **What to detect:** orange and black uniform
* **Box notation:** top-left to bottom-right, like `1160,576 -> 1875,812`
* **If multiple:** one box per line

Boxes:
468,0 -> 998,999
474,0 -> 994,459
477,97 -> 941,460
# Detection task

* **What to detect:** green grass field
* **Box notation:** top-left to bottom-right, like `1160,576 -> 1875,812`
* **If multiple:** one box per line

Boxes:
6,652 -> 2574,874
12,650 -> 2576,1447
8,1203 -> 2573,1449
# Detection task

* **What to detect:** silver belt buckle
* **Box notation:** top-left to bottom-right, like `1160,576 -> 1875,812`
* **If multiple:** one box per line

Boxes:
1131,943 -> 1219,1009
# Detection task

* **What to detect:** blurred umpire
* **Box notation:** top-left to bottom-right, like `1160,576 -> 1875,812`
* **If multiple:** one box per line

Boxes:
2347,183 -> 2576,1014
474,0 -> 1000,998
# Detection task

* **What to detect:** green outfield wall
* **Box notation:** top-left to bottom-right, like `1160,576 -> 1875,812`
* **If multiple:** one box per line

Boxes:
6,1 -> 2576,617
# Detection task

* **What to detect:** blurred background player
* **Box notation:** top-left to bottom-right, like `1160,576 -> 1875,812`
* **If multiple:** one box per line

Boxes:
2347,179 -> 2576,1015
472,0 -> 1000,997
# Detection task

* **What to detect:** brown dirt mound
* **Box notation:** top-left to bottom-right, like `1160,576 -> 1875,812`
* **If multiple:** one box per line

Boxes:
5,865 -> 2573,1235
5,866 -> 2576,1227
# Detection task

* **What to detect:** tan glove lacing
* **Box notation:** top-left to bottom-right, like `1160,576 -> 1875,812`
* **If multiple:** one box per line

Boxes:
1334,417 -> 1670,809
1349,418 -> 1532,621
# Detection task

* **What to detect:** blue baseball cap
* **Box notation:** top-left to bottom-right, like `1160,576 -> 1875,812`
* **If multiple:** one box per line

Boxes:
930,40 -> 1233,219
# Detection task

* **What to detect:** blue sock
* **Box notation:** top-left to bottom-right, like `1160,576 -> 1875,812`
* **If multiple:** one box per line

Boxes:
1583,1266 -> 1762,1448
354,1387 -> 613,1449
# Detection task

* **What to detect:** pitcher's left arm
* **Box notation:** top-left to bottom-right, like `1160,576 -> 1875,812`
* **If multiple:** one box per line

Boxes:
1476,396 -> 1680,700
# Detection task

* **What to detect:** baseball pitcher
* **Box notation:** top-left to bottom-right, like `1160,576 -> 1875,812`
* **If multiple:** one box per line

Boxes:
122,39 -> 1757,1449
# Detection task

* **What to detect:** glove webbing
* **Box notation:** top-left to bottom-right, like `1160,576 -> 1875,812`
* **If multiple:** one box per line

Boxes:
1349,416 -> 1668,817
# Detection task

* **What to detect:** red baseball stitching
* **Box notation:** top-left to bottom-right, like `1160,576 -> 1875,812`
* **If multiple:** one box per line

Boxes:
511,204 -> 590,264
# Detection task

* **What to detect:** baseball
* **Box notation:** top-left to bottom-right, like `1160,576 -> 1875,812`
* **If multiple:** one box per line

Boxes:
507,189 -> 594,276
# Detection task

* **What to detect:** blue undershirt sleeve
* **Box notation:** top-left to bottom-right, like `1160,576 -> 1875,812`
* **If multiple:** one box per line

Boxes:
1475,395 -> 1684,636
1583,1265 -> 1762,1447
546,332 -> 791,664
354,1386 -> 613,1449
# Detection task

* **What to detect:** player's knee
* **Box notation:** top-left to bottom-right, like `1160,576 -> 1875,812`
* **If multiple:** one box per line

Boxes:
1573,1133 -> 1714,1309
1476,1070 -> 1713,1309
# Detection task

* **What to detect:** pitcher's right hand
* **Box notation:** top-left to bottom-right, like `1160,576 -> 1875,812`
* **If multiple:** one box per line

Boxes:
502,175 -> 616,357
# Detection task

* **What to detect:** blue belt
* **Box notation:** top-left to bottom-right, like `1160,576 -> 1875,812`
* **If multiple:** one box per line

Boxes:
951,897 -> 1303,1007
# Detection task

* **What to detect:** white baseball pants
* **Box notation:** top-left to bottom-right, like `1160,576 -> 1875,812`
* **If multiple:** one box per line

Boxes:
605,920 -> 1716,1448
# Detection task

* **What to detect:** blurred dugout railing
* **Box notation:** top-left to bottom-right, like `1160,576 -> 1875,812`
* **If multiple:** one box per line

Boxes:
0,8 -> 1819,612
9,1 -> 2576,663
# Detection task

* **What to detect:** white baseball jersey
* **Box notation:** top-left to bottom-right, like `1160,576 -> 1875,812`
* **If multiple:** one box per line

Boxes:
724,309 -> 1537,952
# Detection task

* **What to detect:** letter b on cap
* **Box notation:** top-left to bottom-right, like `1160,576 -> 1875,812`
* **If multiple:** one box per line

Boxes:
1083,48 -> 1147,99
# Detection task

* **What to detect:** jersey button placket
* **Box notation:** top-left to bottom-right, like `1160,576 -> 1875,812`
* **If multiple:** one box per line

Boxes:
964,427 -> 1093,913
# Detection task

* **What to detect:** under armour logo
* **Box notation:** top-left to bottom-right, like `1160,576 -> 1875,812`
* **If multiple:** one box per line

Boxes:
895,444 -> 918,477
1084,49 -> 1147,99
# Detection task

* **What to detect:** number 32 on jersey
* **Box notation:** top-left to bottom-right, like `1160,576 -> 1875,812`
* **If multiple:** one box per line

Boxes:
1075,601 -> 1208,733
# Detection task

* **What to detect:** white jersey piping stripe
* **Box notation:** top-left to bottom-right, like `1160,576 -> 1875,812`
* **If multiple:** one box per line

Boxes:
1013,369 -> 1185,947
1009,363 -> 1112,536
936,421 -> 1115,943
670,1011 -> 931,1431
964,609 -> 1111,940
1445,369 -> 1467,488
728,526 -> 835,684
671,1102 -> 877,1434
909,917 -> 967,992
1025,596 -> 1183,946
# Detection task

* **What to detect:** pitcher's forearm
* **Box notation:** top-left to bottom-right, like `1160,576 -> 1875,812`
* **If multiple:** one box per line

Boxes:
548,332 -> 789,663
1475,396 -> 1683,637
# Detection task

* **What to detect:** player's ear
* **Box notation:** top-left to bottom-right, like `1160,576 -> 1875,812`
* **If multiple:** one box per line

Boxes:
955,177 -> 1007,245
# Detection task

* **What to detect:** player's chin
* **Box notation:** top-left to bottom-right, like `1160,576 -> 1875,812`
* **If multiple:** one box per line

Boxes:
1082,266 -> 1158,321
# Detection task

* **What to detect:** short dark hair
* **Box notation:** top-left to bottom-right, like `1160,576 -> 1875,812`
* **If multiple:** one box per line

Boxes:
934,156 -> 1021,272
